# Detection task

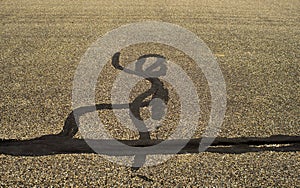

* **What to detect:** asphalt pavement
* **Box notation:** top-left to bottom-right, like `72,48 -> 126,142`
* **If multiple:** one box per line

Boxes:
0,0 -> 299,187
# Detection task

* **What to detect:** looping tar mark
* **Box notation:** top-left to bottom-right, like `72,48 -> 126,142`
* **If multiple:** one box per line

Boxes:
112,52 -> 169,171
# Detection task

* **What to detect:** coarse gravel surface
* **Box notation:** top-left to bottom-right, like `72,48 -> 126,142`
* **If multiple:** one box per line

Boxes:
0,0 -> 299,187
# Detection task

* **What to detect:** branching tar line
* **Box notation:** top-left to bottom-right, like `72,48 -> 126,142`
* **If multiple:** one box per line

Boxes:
0,52 -> 299,171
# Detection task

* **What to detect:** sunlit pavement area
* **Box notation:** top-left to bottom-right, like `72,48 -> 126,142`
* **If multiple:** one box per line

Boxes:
0,0 -> 299,187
